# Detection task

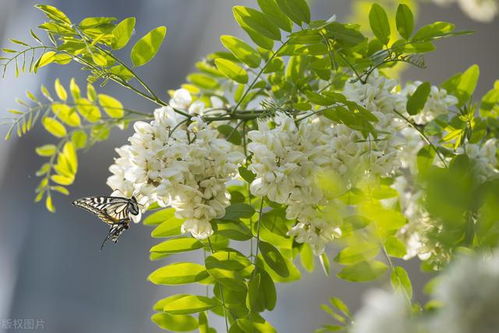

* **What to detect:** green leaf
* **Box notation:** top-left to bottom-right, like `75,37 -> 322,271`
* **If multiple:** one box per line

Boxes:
243,26 -> 274,50
51,174 -> 74,186
412,21 -> 455,41
36,144 -> 57,157
324,23 -> 366,47
384,236 -> 407,258
35,5 -> 71,24
222,203 -> 255,221
150,237 -> 203,254
247,273 -> 266,313
259,241 -> 289,277
407,82 -> 431,115
220,35 -> 261,68
144,208 -> 175,225
215,58 -> 248,84
369,4 -> 391,45
330,297 -> 351,317
52,104 -> 81,127
391,266 -> 413,299
300,243 -> 314,272
69,79 -> 81,100
45,195 -> 55,213
275,0 -> 311,25
130,26 -> 167,67
151,313 -> 198,332
112,17 -> 135,50
98,94 -> 124,118
62,142 -> 78,174
334,243 -> 379,265
164,295 -> 219,315
37,51 -> 57,69
456,64 -> 480,105
187,73 -> 220,90
257,0 -> 292,32
396,4 -> 414,40
205,249 -> 252,272
151,217 -> 184,238
217,124 -> 242,145
42,117 -> 67,137
71,130 -> 88,150
148,262 -> 209,285
337,261 -> 388,282
76,98 -> 101,122
233,6 -> 281,41
54,78 -> 67,101
217,221 -> 252,241
319,253 -> 330,276
260,269 -> 277,310
238,166 -> 256,183
52,186 -> 69,195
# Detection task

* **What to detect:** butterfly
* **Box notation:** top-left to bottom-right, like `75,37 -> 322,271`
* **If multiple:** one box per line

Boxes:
72,196 -> 141,250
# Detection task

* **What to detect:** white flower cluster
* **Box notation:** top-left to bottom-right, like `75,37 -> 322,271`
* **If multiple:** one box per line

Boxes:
246,71 -> 461,255
107,89 -> 243,239
463,138 -> 498,182
352,250 -> 499,333
352,289 -> 418,333
433,0 -> 498,22
247,113 -> 341,254
431,250 -> 499,333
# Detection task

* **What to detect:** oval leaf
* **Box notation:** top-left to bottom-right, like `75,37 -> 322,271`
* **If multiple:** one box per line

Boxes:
369,4 -> 390,45
215,58 -> 248,84
164,295 -> 219,315
148,262 -> 209,285
130,26 -> 167,67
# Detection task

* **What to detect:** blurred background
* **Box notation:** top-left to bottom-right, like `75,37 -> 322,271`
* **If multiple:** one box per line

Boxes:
0,0 -> 497,332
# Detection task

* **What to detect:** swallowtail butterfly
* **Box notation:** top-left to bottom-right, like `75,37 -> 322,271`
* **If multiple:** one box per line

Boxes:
72,196 -> 140,249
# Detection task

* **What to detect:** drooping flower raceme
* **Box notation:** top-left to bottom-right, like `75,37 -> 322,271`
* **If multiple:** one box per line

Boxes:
107,91 -> 243,239
247,112 -> 342,254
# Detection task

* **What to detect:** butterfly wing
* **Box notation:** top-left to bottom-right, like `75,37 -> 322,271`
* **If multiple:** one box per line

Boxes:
73,196 -> 131,225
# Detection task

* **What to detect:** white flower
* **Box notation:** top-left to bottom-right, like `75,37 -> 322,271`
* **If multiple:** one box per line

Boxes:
247,113 -> 342,254
431,250 -> 499,333
170,88 -> 192,110
463,138 -> 498,182
352,289 -> 417,333
107,91 -> 243,238
457,0 -> 498,22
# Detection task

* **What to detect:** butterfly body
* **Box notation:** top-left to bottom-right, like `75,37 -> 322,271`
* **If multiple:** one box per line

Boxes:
73,196 -> 140,249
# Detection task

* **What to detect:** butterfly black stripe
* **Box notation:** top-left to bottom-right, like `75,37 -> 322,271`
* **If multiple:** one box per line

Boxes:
73,196 -> 140,249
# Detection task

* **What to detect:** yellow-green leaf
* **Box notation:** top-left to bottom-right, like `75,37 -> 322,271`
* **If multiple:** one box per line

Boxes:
164,295 -> 219,315
76,98 -> 101,122
98,94 -> 124,118
51,174 -> 74,185
130,26 -> 167,67
220,35 -> 261,68
54,78 -> 67,101
35,144 -> 57,157
62,142 -> 78,174
151,313 -> 198,332
148,262 -> 209,285
45,195 -> 55,213
42,117 -> 67,137
112,17 -> 136,50
37,51 -> 56,69
52,103 -> 81,127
